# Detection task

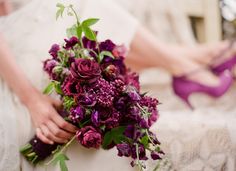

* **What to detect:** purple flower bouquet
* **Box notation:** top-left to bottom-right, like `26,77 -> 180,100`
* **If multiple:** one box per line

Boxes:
20,3 -> 164,171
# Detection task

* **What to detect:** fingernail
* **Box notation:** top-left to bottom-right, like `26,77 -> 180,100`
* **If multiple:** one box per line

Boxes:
50,141 -> 54,145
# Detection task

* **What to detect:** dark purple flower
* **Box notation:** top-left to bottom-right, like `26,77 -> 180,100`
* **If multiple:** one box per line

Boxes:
126,86 -> 141,101
77,93 -> 96,107
131,144 -> 148,160
124,125 -> 135,139
116,143 -> 131,157
91,111 -> 100,127
139,119 -> 149,129
49,44 -> 60,59
70,106 -> 85,123
151,151 -> 161,160
76,126 -> 102,149
82,37 -> 96,50
99,39 -> 116,52
71,58 -> 101,83
64,36 -> 78,49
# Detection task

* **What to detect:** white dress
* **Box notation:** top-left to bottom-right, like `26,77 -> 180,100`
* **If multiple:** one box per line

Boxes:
0,0 -> 138,170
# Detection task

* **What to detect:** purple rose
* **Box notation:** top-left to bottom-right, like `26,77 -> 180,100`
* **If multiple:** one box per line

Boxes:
64,36 -> 78,49
49,44 -> 60,59
71,59 -> 101,83
116,143 -> 131,157
76,126 -> 102,149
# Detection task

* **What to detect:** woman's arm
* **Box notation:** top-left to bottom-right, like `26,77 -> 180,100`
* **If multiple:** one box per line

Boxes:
0,33 -> 77,144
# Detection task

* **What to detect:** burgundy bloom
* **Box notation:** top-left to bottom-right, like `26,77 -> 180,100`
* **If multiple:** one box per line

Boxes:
82,37 -> 97,50
76,126 -> 102,149
116,143 -> 131,157
151,151 -> 161,160
49,44 -> 60,59
99,39 -> 116,52
69,106 -> 85,123
64,36 -> 78,49
71,59 -> 101,83
131,144 -> 148,160
62,76 -> 83,96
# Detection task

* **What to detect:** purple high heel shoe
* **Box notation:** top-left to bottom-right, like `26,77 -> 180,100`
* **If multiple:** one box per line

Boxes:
210,39 -> 236,76
211,56 -> 236,76
172,70 -> 233,109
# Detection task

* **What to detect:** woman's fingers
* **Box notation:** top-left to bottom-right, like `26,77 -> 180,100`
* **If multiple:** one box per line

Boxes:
47,120 -> 74,140
51,112 -> 77,133
40,124 -> 68,144
36,127 -> 53,145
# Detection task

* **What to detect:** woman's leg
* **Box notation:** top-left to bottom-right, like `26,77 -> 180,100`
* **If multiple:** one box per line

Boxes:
126,27 -> 220,86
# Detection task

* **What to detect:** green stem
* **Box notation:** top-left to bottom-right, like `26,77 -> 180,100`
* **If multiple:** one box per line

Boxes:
135,144 -> 144,171
145,129 -> 156,146
45,135 -> 76,166
69,6 -> 80,26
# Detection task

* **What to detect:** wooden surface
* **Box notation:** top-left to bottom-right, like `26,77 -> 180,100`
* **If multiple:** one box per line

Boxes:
179,0 -> 222,43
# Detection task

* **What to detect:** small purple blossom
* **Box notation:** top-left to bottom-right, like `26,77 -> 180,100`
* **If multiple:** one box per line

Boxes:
91,111 -> 100,127
117,143 -> 131,157
151,151 -> 161,160
43,59 -> 58,80
49,44 -> 60,59
70,106 -> 85,123
64,36 -> 78,49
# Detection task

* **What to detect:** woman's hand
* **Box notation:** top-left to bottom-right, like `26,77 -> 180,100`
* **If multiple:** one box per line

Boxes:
25,92 -> 77,145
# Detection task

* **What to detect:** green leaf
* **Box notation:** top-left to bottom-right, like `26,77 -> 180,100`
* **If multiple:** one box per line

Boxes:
76,25 -> 83,39
82,26 -> 96,41
66,25 -> 77,38
82,18 -> 99,27
51,153 -> 69,171
102,131 -> 113,149
56,3 -> 65,9
54,81 -> 63,95
140,135 -> 149,148
60,159 -> 69,171
102,126 -> 127,149
43,82 -> 54,95
56,3 -> 65,20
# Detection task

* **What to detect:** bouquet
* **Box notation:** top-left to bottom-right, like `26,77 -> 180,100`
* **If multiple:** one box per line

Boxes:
20,3 -> 164,171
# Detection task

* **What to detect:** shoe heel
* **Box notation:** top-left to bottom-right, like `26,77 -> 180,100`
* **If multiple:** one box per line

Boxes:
177,93 -> 194,110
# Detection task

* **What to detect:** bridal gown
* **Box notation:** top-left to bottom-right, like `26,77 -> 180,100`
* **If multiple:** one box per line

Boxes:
0,0 -> 139,170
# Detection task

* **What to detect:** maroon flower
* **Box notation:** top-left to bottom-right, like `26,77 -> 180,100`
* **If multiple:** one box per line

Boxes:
76,126 -> 102,149
49,44 -> 60,59
62,76 -> 83,96
64,36 -> 78,49
71,58 -> 101,83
